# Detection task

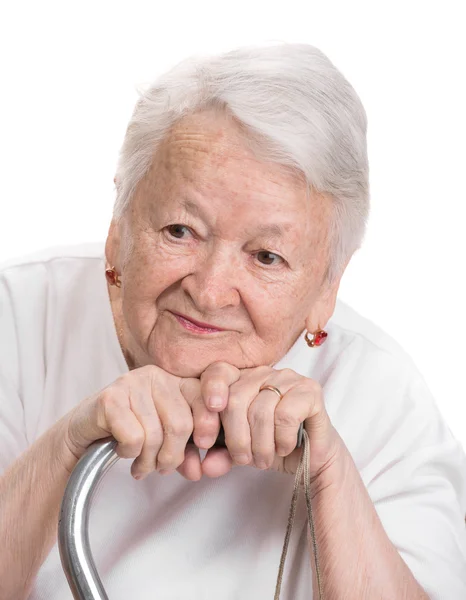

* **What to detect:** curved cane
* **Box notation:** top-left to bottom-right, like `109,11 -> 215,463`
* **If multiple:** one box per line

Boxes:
58,423 -> 305,599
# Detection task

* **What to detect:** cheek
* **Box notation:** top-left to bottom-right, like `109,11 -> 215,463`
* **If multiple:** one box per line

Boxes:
121,246 -> 192,334
244,274 -> 314,338
244,286 -> 299,336
125,229 -> 193,289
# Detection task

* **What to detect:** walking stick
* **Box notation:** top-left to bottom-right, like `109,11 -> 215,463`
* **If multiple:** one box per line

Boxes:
58,423 -> 304,599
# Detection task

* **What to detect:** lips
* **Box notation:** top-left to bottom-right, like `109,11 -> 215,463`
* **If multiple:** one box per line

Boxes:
170,311 -> 225,333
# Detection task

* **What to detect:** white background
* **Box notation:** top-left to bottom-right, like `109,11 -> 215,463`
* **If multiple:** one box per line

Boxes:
1,1 -> 465,448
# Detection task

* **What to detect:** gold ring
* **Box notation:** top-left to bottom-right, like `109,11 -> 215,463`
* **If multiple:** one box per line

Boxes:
259,385 -> 283,401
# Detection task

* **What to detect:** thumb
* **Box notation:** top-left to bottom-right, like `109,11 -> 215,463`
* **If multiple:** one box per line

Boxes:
271,445 -> 304,477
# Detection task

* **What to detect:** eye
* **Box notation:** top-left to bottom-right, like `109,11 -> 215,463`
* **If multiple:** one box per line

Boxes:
166,224 -> 192,239
256,250 -> 283,266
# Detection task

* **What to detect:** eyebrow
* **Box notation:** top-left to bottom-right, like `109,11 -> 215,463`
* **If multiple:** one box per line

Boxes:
180,198 -> 288,238
180,199 -> 203,217
254,223 -> 286,238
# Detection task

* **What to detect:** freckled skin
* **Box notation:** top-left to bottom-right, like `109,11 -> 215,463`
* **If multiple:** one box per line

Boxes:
106,109 -> 345,377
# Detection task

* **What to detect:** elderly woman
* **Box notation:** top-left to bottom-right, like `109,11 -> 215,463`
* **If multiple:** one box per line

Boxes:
0,43 -> 465,600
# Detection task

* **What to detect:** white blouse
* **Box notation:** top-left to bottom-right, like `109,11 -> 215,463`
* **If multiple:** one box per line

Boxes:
1,243 -> 465,599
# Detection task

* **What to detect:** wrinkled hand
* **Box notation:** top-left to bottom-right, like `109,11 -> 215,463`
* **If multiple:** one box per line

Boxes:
178,362 -> 340,481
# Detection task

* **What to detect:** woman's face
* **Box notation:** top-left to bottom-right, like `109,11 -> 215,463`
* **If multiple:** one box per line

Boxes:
108,110 -> 339,377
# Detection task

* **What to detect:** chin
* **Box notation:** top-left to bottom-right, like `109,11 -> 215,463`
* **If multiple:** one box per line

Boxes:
161,361 -> 205,379
145,330 -> 263,377
149,350 -> 218,379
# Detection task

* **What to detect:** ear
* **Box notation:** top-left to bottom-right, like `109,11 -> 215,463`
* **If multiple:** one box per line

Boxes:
304,279 -> 340,333
304,253 -> 352,332
105,219 -> 122,272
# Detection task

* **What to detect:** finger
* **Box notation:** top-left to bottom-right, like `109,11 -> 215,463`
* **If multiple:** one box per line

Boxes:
200,361 -> 241,411
248,387 -> 280,470
220,367 -> 276,467
271,445 -> 303,476
98,386 -> 146,460
220,382 -> 255,466
114,377 -> 165,479
176,443 -> 203,481
152,379 -> 193,473
181,378 -> 221,449
274,383 -> 318,457
200,446 -> 233,478
178,377 -> 203,409
192,394 -> 222,449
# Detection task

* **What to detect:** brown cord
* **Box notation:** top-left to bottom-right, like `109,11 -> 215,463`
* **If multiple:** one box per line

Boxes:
274,429 -> 324,599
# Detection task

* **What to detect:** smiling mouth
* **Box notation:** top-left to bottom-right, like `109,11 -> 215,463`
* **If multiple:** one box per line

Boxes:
170,311 -> 226,334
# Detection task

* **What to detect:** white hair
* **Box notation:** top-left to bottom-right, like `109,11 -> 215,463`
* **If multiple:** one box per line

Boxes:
113,42 -> 370,287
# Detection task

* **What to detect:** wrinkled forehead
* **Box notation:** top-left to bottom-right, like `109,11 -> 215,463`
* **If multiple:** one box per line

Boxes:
134,111 -> 332,247
153,109 -> 305,193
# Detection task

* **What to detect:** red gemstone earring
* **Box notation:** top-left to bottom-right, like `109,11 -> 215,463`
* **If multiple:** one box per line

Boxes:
304,328 -> 328,348
105,266 -> 121,288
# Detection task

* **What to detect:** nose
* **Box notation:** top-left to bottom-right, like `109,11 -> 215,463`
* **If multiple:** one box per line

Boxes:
181,249 -> 241,313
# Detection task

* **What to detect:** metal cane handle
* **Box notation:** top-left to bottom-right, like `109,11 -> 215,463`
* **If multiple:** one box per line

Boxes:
58,423 -> 304,599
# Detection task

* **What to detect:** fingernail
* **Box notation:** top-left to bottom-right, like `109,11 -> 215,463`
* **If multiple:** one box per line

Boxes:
159,468 -> 174,475
235,454 -> 250,465
255,461 -> 268,470
198,437 -> 213,449
209,395 -> 223,409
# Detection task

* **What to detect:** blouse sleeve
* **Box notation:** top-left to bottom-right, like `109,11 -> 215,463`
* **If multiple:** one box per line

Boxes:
363,366 -> 466,599
0,274 -> 28,474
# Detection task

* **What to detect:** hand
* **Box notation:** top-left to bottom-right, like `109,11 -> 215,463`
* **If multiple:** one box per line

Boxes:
193,362 -> 340,480
60,365 -> 222,481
